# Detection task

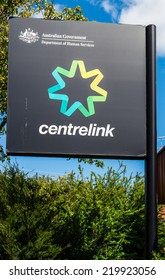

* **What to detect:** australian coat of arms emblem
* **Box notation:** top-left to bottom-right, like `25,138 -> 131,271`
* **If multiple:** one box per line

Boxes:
19,28 -> 40,43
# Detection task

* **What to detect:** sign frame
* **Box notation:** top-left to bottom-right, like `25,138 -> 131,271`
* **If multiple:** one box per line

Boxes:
7,18 -> 147,159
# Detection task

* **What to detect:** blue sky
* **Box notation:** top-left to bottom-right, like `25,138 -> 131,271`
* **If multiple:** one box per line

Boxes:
1,0 -> 165,177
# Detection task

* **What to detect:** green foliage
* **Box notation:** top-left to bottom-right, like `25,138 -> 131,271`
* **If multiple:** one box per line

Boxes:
153,205 -> 165,260
77,158 -> 105,168
0,163 -> 146,260
157,223 -> 165,259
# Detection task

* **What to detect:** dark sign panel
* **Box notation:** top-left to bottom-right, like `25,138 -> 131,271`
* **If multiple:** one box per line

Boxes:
7,18 -> 146,158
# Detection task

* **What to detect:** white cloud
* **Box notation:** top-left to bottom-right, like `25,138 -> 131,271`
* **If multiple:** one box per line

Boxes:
101,0 -> 112,13
87,0 -> 100,5
87,0 -> 118,19
119,0 -> 165,56
101,0 -> 117,19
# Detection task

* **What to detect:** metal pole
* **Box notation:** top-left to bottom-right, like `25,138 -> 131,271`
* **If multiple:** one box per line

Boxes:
145,25 -> 157,259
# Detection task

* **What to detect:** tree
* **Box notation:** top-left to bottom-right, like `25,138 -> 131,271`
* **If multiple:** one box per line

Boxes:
0,162 -> 146,260
0,0 -> 88,159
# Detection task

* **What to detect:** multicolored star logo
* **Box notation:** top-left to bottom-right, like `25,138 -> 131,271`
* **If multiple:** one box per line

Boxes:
48,60 -> 108,117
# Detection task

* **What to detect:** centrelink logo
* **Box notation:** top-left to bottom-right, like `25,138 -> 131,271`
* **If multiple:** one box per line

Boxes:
39,60 -> 115,137
48,60 -> 108,117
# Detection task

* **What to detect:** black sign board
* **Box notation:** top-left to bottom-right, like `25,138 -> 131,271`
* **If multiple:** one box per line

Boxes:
7,18 -> 146,158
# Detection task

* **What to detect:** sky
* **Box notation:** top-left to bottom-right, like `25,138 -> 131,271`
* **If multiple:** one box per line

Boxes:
1,0 -> 165,178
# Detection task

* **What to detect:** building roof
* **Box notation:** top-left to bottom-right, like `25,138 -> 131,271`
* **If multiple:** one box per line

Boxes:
158,145 -> 165,155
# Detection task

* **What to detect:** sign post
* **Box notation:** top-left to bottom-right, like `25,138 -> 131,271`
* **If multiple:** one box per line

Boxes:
145,25 -> 157,259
